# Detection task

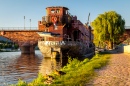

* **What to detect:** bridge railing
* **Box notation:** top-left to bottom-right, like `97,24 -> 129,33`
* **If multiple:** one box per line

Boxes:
0,27 -> 38,31
0,26 -> 130,30
125,26 -> 130,29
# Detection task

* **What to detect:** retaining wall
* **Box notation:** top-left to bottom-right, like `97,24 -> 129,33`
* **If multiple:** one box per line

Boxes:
124,45 -> 130,53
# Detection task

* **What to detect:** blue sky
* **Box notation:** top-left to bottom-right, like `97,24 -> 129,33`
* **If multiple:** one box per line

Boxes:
0,0 -> 130,28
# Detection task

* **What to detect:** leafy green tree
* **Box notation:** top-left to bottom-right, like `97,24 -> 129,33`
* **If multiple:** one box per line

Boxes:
92,11 -> 125,49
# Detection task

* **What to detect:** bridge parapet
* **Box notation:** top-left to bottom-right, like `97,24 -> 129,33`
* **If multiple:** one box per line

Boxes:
0,27 -> 38,31
0,26 -> 130,31
0,29 -> 42,54
125,26 -> 130,29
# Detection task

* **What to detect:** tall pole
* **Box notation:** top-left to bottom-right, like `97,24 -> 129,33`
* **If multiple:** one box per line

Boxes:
24,16 -> 25,30
30,19 -> 31,30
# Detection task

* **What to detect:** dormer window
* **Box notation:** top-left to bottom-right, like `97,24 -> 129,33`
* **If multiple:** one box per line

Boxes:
51,9 -> 55,13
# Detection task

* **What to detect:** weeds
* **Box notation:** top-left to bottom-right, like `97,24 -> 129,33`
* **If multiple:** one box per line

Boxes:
14,53 -> 110,86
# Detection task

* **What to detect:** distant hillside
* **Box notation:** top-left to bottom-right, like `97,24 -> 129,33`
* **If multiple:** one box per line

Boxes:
0,36 -> 11,42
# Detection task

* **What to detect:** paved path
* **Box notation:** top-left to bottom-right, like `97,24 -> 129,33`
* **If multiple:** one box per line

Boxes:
87,51 -> 130,86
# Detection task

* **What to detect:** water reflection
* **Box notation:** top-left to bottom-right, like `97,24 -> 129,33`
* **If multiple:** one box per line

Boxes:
0,51 -> 43,85
12,54 -> 42,81
0,51 -> 68,85
39,58 -> 63,75
15,54 -> 41,74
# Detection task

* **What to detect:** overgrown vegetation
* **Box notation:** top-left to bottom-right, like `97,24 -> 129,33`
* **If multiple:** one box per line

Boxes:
12,53 -> 110,86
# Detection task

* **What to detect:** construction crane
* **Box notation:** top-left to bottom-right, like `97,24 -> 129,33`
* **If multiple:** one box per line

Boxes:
85,13 -> 90,26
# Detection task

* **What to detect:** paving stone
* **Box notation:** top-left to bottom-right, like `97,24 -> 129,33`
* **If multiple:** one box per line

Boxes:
86,51 -> 130,86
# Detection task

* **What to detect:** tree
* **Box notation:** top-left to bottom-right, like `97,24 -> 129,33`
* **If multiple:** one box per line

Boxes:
92,11 -> 125,49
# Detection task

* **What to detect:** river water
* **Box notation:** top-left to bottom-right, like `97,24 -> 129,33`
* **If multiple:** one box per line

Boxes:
0,50 -> 67,86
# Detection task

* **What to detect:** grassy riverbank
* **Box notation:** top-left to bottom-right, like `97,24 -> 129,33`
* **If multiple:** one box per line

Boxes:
13,52 -> 110,86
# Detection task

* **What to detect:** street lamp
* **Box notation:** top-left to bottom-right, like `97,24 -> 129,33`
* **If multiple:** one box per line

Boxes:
30,19 -> 31,30
24,16 -> 25,30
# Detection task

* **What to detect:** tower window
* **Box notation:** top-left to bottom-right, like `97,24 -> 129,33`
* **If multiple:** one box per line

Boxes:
56,9 -> 60,13
51,9 -> 55,13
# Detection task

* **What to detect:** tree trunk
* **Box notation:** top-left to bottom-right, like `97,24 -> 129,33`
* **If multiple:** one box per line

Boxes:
108,41 -> 113,49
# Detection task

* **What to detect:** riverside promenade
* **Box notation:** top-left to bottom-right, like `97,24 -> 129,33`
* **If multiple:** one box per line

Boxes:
87,50 -> 130,86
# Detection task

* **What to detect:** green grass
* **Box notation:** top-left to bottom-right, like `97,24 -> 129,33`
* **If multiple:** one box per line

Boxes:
12,53 -> 110,86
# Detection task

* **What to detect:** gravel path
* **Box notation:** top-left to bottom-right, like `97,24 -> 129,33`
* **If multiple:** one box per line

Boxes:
87,51 -> 130,86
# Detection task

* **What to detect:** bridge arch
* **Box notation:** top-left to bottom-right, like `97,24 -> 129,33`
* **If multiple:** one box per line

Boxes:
0,36 -> 13,42
0,30 -> 42,54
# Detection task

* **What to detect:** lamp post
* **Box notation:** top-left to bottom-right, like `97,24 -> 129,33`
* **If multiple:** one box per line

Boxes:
30,19 -> 31,30
24,16 -> 25,30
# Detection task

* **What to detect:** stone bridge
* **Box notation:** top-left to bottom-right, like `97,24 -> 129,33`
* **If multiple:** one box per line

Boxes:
0,27 -> 43,54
